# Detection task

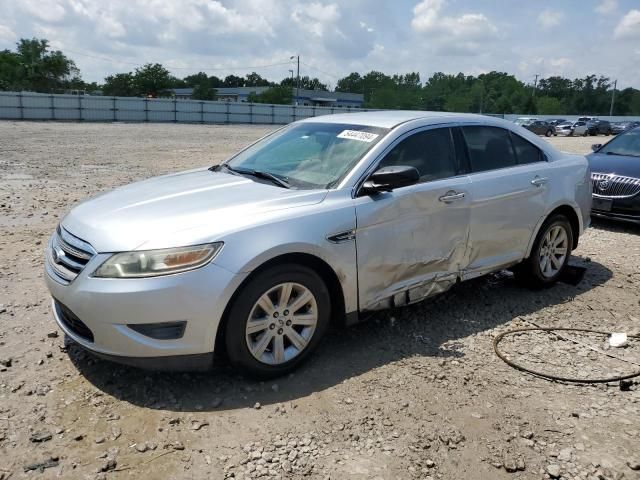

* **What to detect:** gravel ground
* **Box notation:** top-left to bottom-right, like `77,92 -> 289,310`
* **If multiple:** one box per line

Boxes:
1,121 -> 639,480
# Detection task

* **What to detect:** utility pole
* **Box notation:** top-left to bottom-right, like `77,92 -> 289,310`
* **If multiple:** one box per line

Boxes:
532,74 -> 539,97
609,79 -> 617,117
289,69 -> 294,106
290,55 -> 300,105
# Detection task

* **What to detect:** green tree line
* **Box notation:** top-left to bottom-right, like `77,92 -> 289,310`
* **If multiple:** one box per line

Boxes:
2,38 -> 640,115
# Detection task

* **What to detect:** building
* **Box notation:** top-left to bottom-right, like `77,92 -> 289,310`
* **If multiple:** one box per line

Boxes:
170,87 -> 364,108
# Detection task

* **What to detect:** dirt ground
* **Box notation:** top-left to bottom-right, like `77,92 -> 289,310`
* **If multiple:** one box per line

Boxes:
1,121 -> 639,480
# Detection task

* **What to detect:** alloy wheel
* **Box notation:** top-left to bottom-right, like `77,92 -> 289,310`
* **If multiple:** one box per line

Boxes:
245,282 -> 318,365
538,225 -> 568,278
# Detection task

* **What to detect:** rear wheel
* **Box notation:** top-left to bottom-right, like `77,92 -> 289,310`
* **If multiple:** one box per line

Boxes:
515,214 -> 573,288
545,129 -> 552,137
225,264 -> 330,378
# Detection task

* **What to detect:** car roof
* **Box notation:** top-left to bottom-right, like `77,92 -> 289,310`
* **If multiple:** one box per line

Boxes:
297,110 -> 497,129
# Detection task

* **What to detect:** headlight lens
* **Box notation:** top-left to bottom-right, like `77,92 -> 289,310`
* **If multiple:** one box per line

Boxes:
92,243 -> 223,278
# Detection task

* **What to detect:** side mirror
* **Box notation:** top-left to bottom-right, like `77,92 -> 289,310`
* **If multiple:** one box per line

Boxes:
360,165 -> 420,195
591,144 -> 602,152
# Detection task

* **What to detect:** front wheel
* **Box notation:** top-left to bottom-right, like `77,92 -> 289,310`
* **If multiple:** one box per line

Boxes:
225,264 -> 331,378
514,215 -> 573,288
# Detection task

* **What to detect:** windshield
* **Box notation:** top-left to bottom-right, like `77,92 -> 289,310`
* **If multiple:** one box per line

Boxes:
225,122 -> 389,189
597,128 -> 640,157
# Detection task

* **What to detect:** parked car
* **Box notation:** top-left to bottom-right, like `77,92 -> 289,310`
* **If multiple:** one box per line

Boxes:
514,117 -> 538,125
523,120 -> 555,137
578,116 -> 598,123
588,126 -> 640,224
587,119 -> 613,136
45,111 -> 592,376
612,121 -> 640,135
546,119 -> 566,126
555,121 -> 588,137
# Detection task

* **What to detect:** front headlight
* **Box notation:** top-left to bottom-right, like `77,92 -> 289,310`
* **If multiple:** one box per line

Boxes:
92,243 -> 223,278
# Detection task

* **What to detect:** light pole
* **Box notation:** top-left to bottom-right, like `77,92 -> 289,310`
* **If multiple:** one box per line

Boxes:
609,79 -> 617,117
289,69 -> 294,106
290,55 -> 300,105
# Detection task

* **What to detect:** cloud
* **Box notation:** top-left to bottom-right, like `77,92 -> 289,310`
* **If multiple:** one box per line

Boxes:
411,0 -> 498,55
0,0 -> 638,90
595,0 -> 617,15
537,9 -> 564,29
19,0 -> 66,22
0,24 -> 16,43
291,2 -> 340,37
614,9 -> 640,39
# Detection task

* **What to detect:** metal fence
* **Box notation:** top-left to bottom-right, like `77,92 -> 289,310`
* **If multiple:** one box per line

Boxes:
0,91 -> 371,125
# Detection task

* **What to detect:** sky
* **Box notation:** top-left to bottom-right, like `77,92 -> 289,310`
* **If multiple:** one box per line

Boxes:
1,0 -> 639,89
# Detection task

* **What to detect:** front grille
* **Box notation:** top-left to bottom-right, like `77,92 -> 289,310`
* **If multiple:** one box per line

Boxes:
591,173 -> 640,198
54,300 -> 94,342
47,226 -> 96,284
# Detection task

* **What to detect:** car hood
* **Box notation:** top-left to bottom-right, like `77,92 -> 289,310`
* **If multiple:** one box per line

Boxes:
587,153 -> 640,178
61,168 -> 328,252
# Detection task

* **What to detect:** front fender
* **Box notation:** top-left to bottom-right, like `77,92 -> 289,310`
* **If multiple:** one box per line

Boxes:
212,193 -> 359,314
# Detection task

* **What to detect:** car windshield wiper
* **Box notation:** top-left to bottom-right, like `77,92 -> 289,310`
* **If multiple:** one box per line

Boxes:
245,170 -> 292,189
210,164 -> 292,188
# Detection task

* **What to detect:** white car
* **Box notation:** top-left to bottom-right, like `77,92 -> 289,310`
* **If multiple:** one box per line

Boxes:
555,121 -> 588,137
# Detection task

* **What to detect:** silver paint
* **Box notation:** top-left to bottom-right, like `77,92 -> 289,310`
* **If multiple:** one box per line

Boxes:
45,111 -> 592,361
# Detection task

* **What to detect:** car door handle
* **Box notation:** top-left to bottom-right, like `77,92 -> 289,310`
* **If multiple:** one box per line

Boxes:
438,191 -> 466,203
531,177 -> 549,187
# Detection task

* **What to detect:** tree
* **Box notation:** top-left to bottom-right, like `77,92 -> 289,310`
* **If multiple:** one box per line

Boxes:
245,72 -> 270,87
133,63 -> 172,97
536,96 -> 564,115
248,85 -> 292,105
0,49 -> 21,91
2,38 -> 80,92
192,84 -> 217,101
522,95 -> 538,115
223,74 -> 245,87
335,72 -> 363,93
103,73 -> 137,97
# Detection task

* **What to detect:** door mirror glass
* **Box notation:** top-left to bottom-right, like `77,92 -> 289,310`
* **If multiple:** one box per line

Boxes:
591,143 -> 602,152
361,166 -> 420,194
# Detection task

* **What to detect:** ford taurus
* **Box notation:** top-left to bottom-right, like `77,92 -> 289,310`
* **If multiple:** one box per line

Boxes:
45,111 -> 592,377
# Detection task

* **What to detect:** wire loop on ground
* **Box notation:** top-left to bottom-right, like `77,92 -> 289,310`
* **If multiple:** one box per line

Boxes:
493,327 -> 640,383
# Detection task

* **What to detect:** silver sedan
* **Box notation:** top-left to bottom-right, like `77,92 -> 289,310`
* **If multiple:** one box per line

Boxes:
45,111 -> 592,377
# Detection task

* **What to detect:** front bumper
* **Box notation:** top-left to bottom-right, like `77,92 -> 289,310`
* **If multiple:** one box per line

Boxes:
45,249 -> 248,368
591,195 -> 640,224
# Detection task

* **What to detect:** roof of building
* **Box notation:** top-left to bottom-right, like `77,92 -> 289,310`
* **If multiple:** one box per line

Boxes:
169,86 -> 363,101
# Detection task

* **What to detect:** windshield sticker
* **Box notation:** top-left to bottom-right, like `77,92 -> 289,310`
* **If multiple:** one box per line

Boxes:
337,130 -> 379,143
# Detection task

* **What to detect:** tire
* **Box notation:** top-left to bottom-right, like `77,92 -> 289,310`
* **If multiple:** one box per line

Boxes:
224,263 -> 331,378
514,214 -> 573,288
545,129 -> 552,137
582,130 -> 588,137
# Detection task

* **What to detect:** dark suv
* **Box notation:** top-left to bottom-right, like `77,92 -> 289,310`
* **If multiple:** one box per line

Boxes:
523,120 -> 555,137
587,119 -> 612,136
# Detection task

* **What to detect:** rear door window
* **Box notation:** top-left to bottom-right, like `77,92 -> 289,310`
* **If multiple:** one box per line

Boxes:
509,132 -> 545,165
461,126 -> 518,173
